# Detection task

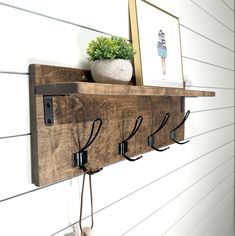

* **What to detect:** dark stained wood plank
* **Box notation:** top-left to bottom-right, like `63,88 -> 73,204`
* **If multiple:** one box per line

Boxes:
29,64 -> 92,85
29,64 -> 214,186
34,95 -> 184,186
29,64 -> 39,185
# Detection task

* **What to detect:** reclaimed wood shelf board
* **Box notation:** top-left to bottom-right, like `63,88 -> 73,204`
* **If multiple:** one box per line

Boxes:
29,64 -> 215,186
36,81 -> 215,97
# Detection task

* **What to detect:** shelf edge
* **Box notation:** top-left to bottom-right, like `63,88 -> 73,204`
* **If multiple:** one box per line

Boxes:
35,82 -> 215,97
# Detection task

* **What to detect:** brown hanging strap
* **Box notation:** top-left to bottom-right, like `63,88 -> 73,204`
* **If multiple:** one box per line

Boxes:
79,173 -> 94,233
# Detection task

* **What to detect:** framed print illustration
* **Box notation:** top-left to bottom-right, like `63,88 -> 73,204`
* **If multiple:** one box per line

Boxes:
129,0 -> 184,88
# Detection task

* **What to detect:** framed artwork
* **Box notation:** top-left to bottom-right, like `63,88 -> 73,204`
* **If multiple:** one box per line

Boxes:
129,0 -> 184,88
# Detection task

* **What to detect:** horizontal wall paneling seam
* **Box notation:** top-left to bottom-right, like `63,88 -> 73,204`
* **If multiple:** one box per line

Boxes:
120,169 -> 234,235
0,136 -> 233,203
168,188 -> 234,235
0,176 -> 73,203
180,24 -> 234,52
204,201 -> 234,235
189,189 -> 234,234
50,225 -> 73,236
0,133 -> 30,140
0,71 -> 29,75
0,2 -> 114,37
51,146 -> 235,236
186,124 -> 234,140
54,189 -> 235,236
220,0 -> 235,12
162,167 -> 234,235
190,107 -> 235,114
191,0 -> 235,32
92,145 -> 235,213
183,56 -> 235,71
192,0 -> 234,30
51,158 -> 234,236
99,158 -> 235,221
187,85 -> 235,90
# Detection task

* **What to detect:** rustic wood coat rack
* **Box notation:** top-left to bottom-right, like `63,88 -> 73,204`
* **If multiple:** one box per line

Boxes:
29,64 -> 215,186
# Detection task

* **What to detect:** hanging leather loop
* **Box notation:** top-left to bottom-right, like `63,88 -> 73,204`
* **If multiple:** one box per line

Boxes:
79,173 -> 95,236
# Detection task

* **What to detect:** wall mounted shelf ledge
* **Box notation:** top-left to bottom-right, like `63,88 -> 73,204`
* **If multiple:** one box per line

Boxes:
29,64 -> 215,186
35,81 -> 215,97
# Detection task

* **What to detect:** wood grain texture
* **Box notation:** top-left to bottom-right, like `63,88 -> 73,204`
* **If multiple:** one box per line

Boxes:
29,64 -> 92,85
35,82 -> 215,97
29,64 -> 214,186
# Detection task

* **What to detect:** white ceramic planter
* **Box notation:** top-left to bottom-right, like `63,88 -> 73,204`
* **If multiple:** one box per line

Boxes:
91,59 -> 133,85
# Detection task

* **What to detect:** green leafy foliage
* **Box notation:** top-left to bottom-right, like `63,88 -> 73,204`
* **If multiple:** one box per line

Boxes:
87,36 -> 135,61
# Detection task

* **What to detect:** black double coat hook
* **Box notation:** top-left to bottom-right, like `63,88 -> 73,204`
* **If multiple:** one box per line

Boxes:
118,115 -> 143,161
73,118 -> 103,175
148,113 -> 170,151
170,110 -> 190,145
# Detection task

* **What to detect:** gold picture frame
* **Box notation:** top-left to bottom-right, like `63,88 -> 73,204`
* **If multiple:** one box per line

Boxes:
129,0 -> 184,88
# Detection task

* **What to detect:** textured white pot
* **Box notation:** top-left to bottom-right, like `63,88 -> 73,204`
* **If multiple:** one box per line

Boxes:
91,59 -> 133,85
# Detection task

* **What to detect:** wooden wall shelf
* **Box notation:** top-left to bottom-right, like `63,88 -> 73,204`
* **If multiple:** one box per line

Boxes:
29,64 -> 215,186
35,81 -> 215,97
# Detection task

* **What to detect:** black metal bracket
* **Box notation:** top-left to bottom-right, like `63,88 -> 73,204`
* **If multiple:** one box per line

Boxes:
118,140 -> 142,162
148,135 -> 169,152
73,150 -> 102,175
170,129 -> 176,141
118,141 -> 128,156
170,130 -> 189,144
73,150 -> 88,167
43,95 -> 54,126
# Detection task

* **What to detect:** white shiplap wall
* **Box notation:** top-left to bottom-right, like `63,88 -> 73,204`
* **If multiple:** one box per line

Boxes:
0,0 -> 234,235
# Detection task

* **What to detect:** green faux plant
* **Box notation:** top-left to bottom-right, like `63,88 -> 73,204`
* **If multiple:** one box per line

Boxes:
87,36 -> 135,61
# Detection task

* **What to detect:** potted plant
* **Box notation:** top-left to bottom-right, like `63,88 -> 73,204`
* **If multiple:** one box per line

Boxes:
86,36 -> 135,84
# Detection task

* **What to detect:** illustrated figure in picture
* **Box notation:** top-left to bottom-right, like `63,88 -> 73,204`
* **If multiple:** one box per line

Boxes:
157,30 -> 167,75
